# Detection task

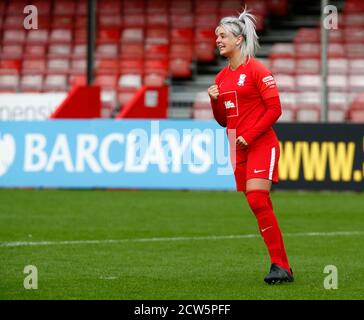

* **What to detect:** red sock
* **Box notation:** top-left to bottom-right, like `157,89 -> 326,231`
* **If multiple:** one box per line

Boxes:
246,190 -> 290,271
267,196 -> 291,272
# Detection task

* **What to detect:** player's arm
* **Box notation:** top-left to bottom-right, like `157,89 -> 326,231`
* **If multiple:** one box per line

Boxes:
240,96 -> 282,145
208,74 -> 227,127
239,62 -> 281,145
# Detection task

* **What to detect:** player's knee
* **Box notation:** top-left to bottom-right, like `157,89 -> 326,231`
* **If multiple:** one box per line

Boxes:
246,190 -> 270,214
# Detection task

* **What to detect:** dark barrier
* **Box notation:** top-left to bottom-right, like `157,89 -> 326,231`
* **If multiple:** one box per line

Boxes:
274,123 -> 364,191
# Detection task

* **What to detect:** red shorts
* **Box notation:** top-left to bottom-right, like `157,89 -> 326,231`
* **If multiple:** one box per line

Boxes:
230,132 -> 280,192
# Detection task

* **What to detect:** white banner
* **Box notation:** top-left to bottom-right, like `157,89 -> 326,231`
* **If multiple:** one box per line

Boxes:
0,93 -> 67,120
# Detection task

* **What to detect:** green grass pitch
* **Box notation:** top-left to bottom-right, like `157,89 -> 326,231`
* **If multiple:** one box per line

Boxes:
0,189 -> 363,300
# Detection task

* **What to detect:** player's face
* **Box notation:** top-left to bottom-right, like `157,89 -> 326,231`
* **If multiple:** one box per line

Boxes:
215,26 -> 241,58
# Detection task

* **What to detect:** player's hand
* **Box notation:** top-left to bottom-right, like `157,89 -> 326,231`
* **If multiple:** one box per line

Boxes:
208,84 -> 219,100
236,136 -> 248,149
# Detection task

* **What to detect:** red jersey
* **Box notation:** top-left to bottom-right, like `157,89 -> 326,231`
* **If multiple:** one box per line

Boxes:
214,57 -> 282,145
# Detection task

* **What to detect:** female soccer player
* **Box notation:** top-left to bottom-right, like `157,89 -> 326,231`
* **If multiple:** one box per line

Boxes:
208,9 -> 293,284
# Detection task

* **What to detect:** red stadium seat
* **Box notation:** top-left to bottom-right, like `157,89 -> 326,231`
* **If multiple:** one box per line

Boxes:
72,44 -> 87,58
170,28 -> 194,44
170,43 -> 193,60
24,45 -> 47,59
274,74 -> 296,91
95,44 -> 119,58
294,28 -> 320,43
121,28 -> 144,43
123,0 -> 145,14
296,75 -> 321,91
120,59 -> 144,74
277,107 -> 295,122
43,75 -> 68,92
0,59 -> 22,74
295,43 -> 320,59
269,43 -> 295,59
170,0 -> 193,14
120,43 -> 144,59
95,59 -> 120,75
75,16 -> 88,29
145,28 -> 169,44
327,75 -> 348,92
329,91 -> 350,110
49,29 -> 73,44
297,91 -> 321,107
98,15 -> 123,28
270,58 -> 296,75
195,0 -> 219,14
295,106 -> 320,122
349,59 -> 364,74
26,30 -> 49,44
195,42 -> 216,62
70,59 -> 86,74
95,74 -> 118,89
147,13 -> 169,27
22,59 -> 47,75
144,59 -> 169,76
195,14 -> 219,28
30,1 -> 52,15
97,27 -> 122,43
48,44 -> 72,58
98,0 -> 121,14
279,92 -> 297,110
76,1 -> 87,16
344,28 -> 364,44
0,45 -> 23,59
348,109 -> 364,123
3,30 -> 26,45
123,14 -> 146,28
52,15 -> 74,29
6,1 -> 28,15
117,72 -> 142,108
144,73 -> 167,87
69,74 -> 87,87
74,29 -> 88,44
146,0 -> 169,13
53,0 -> 76,16
0,74 -> 19,92
328,44 -> 345,58
47,59 -> 71,75
342,14 -> 364,28
170,15 -> 194,28
328,29 -> 343,44
20,74 -> 43,92
349,75 -> 364,92
328,58 -> 348,74
3,15 -> 24,29
145,44 -> 169,60
169,58 -> 192,78
328,107 -> 347,122
346,44 -> 364,59
295,59 -> 320,75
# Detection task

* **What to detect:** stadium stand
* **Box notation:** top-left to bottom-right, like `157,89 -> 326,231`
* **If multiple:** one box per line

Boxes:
0,0 -> 362,122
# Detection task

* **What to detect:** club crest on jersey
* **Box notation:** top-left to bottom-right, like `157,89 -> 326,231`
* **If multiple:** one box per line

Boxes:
237,74 -> 246,86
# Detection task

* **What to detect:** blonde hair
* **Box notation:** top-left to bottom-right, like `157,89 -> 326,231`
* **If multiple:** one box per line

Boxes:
215,8 -> 260,57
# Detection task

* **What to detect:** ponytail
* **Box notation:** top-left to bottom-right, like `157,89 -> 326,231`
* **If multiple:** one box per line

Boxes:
238,8 -> 260,57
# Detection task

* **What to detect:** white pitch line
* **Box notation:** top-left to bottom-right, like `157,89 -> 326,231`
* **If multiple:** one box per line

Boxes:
0,231 -> 363,248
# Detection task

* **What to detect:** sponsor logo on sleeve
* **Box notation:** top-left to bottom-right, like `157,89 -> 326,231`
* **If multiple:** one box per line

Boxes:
262,75 -> 276,88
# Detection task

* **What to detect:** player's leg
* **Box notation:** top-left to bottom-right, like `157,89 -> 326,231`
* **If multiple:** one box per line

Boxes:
245,179 -> 293,284
245,140 -> 293,283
